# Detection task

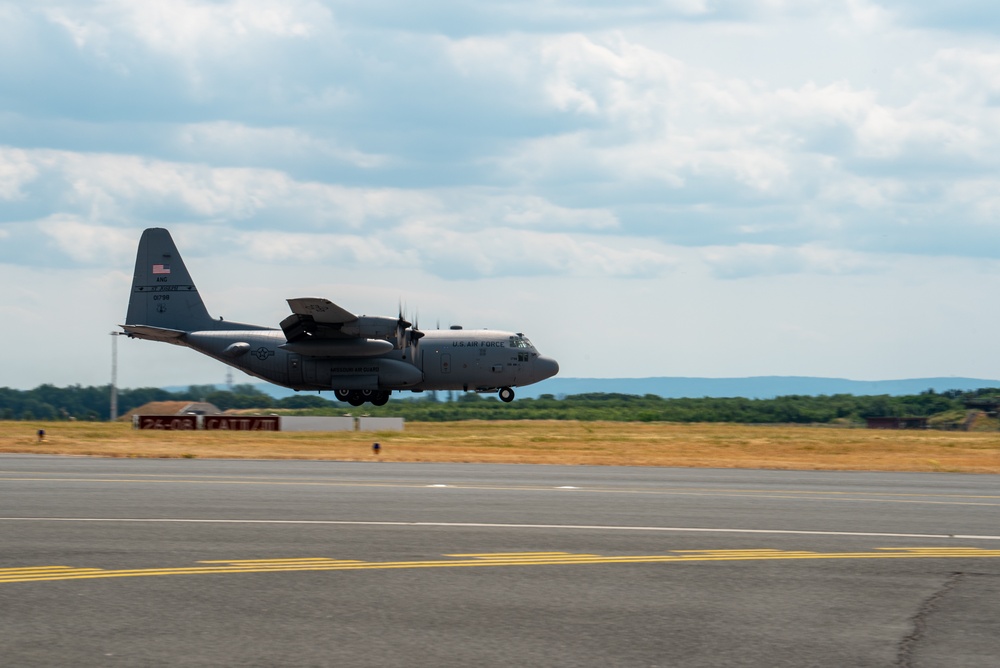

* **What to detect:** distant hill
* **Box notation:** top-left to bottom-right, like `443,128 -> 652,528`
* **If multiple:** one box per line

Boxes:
520,376 -> 1000,400
168,376 -> 1000,401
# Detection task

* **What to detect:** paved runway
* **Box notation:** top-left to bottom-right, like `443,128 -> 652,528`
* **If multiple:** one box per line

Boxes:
2,454 -> 999,667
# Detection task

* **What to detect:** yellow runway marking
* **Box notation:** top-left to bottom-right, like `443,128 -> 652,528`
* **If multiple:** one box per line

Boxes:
2,547 -> 1000,585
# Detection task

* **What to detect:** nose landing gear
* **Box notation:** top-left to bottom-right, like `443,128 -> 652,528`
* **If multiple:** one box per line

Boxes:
498,387 -> 515,403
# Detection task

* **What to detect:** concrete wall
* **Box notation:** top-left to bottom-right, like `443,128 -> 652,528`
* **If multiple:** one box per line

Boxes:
358,417 -> 405,432
279,416 -> 357,432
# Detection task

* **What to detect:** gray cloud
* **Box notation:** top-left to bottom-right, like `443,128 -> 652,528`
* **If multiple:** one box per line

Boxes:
3,0 -> 1000,284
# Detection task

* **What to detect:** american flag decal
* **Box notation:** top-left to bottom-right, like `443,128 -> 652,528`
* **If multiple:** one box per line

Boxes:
153,264 -> 171,275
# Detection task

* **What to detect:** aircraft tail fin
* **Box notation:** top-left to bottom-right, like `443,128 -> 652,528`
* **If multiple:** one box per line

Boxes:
124,228 -> 215,332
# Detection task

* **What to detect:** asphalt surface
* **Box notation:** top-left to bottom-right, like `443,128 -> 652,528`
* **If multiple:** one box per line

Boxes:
1,454 -> 999,667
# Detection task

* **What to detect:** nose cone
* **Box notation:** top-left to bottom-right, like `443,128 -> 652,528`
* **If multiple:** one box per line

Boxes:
534,355 -> 559,381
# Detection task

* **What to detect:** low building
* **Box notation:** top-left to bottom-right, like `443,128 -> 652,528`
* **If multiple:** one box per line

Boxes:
121,401 -> 221,420
963,398 -> 1000,415
864,416 -> 929,430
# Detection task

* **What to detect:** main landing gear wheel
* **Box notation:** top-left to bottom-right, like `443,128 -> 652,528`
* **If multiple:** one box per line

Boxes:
336,388 -> 390,406
498,387 -> 515,403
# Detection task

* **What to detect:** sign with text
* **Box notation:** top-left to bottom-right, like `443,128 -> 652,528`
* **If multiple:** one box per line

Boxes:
203,416 -> 280,431
136,416 -> 198,430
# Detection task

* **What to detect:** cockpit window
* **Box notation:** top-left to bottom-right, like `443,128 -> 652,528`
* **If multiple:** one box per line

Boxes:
509,335 -> 533,349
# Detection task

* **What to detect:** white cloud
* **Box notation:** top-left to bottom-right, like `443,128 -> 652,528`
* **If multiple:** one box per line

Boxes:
0,145 -> 640,279
37,217 -> 135,264
54,153 -> 288,222
876,1 -> 1000,33
237,231 -> 411,266
701,244 -> 882,279
396,224 -> 673,278
174,122 -> 387,169
490,195 -> 619,230
0,147 -> 39,200
49,0 -> 331,57
838,0 -> 893,32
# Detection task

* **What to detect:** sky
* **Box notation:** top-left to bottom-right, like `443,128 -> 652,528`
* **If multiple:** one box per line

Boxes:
4,0 -> 1000,390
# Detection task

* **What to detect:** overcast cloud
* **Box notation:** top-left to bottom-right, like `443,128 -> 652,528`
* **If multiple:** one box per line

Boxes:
3,0 -> 1000,390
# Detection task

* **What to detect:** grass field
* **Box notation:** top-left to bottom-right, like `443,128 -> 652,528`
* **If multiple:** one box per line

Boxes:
3,420 -> 1000,473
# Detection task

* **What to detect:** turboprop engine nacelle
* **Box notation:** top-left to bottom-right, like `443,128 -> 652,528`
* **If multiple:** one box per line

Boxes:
340,316 -> 402,340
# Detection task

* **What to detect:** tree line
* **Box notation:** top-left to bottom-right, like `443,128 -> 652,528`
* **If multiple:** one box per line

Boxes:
0,383 -> 995,424
0,384 -> 329,421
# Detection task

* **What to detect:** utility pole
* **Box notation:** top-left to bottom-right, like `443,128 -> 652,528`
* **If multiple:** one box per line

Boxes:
109,331 -> 121,421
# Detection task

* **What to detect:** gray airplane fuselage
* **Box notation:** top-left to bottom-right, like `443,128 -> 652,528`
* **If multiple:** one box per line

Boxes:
175,327 -> 557,393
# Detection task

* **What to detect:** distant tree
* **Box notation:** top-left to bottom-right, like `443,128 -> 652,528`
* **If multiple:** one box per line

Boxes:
0,383 -> 978,424
859,396 -> 897,418
187,385 -> 219,401
277,395 -> 333,409
118,387 -> 176,415
202,390 -> 273,411
231,383 -> 271,399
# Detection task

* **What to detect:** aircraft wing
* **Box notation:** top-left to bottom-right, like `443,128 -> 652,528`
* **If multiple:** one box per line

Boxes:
281,298 -> 357,341
279,298 -> 396,357
286,298 -> 357,324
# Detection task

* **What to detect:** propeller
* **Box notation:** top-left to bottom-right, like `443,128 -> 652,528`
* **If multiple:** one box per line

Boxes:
408,311 -> 424,348
395,301 -> 411,350
394,301 -> 423,358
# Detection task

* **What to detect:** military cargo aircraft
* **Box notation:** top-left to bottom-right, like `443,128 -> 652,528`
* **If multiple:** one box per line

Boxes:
121,228 -> 559,406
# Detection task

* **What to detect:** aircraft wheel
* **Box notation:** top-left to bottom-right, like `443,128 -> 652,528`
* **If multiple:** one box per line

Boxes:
334,388 -> 351,402
499,387 -> 515,403
347,391 -> 366,407
371,391 -> 390,407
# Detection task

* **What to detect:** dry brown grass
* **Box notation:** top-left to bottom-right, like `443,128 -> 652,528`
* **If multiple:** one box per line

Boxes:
4,420 -> 1000,473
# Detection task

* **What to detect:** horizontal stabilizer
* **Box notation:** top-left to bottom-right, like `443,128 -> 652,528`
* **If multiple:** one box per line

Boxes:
121,324 -> 187,342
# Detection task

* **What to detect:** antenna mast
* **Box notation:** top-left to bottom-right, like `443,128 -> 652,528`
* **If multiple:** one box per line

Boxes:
109,331 -> 120,421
